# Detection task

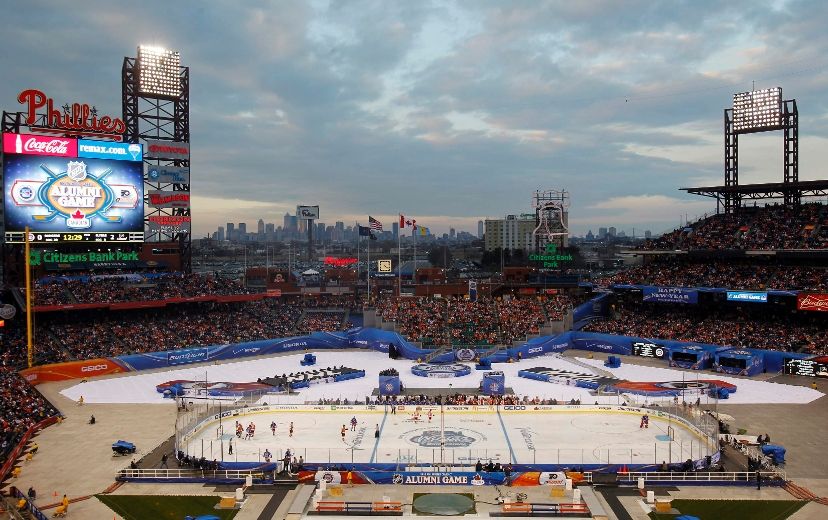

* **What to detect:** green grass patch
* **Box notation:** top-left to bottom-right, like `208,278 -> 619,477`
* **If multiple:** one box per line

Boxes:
95,495 -> 238,520
648,499 -> 806,520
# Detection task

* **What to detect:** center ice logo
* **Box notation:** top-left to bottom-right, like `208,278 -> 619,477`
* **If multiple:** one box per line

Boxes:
410,430 -> 476,448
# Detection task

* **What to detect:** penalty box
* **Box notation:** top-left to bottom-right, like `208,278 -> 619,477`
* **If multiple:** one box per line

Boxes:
179,404 -> 713,466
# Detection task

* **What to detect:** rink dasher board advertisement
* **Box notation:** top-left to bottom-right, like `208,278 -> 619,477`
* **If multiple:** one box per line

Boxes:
3,152 -> 144,243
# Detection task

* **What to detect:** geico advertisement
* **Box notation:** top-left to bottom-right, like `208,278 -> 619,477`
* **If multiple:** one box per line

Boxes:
3,154 -> 143,233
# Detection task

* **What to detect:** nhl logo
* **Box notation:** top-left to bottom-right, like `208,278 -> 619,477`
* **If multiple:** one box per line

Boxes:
392,473 -> 403,484
410,429 -> 476,448
66,161 -> 87,181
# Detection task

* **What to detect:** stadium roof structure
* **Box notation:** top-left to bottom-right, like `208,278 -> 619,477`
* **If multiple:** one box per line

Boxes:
681,179 -> 828,201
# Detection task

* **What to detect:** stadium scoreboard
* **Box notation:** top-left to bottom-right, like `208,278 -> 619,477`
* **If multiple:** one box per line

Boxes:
5,231 -> 144,244
784,358 -> 828,378
631,341 -> 666,359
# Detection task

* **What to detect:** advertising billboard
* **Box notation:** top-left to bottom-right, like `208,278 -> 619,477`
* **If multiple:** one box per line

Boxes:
296,205 -> 320,220
3,153 -> 144,243
147,190 -> 190,208
146,165 -> 189,184
798,293 -> 828,313
148,215 -> 191,235
78,139 -> 142,161
3,132 -> 77,157
144,138 -> 189,160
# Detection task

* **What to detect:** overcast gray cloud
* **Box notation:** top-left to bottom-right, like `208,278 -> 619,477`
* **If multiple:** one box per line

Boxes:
1,0 -> 827,237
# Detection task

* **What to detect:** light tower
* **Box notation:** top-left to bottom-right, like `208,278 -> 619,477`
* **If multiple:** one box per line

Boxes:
122,45 -> 192,271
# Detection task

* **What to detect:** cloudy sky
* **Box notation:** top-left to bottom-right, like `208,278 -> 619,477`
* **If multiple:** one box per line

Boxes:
2,0 -> 827,238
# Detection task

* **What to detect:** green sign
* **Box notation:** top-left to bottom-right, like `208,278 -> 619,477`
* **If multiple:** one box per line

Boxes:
29,250 -> 140,266
528,243 -> 573,268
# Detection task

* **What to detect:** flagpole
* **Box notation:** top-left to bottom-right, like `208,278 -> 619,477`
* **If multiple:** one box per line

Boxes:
356,221 -> 360,302
367,231 -> 371,304
397,216 -> 401,297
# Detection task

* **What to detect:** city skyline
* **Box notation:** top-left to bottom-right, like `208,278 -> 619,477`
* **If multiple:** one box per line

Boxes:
2,2 -> 828,239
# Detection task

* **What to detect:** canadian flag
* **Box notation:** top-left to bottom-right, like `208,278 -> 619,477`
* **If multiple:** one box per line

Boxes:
400,214 -> 416,229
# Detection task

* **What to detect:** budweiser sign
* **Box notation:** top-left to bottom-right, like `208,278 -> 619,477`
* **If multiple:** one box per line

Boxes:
798,293 -> 828,313
3,132 -> 78,157
17,89 -> 126,141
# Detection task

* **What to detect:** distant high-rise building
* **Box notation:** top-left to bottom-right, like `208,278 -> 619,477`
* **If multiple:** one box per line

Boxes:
598,227 -> 607,239
217,226 -> 225,242
645,230 -> 652,239
283,213 -> 292,232
585,229 -> 594,240
265,223 -> 274,234
257,219 -> 265,237
484,214 -> 536,252
392,222 -> 399,240
449,228 -> 456,240
608,227 -> 617,237
239,223 -> 247,240
226,223 -> 235,241
478,220 -> 484,238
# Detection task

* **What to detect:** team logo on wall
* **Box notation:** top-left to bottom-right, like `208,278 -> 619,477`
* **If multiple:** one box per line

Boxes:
407,429 -> 480,448
383,383 -> 395,392
410,363 -> 471,378
392,473 -> 404,484
455,348 -> 476,362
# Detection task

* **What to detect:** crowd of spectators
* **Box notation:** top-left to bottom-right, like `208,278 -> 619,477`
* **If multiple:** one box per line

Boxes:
0,364 -> 59,467
376,295 -> 579,347
596,260 -> 828,291
583,303 -> 828,354
33,273 -> 253,306
296,312 -> 351,333
640,203 -> 827,251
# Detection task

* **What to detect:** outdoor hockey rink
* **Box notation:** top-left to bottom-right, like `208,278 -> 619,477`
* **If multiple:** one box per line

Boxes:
181,405 -> 709,466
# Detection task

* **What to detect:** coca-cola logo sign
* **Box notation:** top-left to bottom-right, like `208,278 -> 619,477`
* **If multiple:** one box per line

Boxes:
17,89 -> 126,141
798,293 -> 828,313
3,132 -> 78,157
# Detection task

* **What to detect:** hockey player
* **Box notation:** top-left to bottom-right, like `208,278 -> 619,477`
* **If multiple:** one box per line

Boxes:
640,414 -> 649,429
427,410 -> 433,423
289,422 -> 294,437
350,416 -> 358,431
271,421 -> 277,436
341,424 -> 347,442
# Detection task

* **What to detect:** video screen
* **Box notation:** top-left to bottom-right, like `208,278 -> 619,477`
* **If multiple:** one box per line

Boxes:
3,154 -> 143,243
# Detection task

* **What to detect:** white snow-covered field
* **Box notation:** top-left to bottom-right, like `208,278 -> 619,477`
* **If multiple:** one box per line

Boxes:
60,350 -> 823,406
182,406 -> 706,466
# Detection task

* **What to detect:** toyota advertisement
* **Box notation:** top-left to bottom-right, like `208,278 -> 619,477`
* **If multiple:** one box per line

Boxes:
3,134 -> 144,243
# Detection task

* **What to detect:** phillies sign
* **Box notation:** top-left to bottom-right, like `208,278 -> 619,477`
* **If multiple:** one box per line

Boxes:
324,256 -> 358,267
3,132 -> 77,157
798,293 -> 828,313
17,89 -> 126,141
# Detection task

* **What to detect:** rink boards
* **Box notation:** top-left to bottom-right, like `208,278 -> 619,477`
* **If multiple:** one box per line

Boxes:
179,403 -> 716,466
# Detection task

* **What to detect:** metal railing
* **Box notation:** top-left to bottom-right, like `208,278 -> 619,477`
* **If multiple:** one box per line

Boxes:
117,467 -> 282,480
596,470 -> 783,484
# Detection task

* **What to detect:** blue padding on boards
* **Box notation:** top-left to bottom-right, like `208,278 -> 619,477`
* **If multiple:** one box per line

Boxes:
717,388 -> 730,399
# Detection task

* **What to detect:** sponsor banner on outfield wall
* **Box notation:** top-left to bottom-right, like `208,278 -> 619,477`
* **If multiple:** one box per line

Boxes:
143,139 -> 190,160
642,286 -> 698,304
798,293 -> 828,313
19,358 -> 125,385
146,165 -> 190,184
168,347 -> 208,366
78,140 -> 142,162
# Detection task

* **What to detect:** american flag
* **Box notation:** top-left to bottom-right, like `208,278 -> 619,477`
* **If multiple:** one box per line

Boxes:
369,216 -> 383,232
